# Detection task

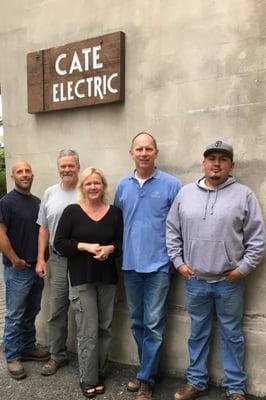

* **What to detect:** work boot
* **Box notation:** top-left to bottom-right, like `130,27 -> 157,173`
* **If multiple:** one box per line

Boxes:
135,381 -> 153,400
21,344 -> 50,361
174,384 -> 208,400
41,358 -> 68,376
7,360 -> 27,380
127,377 -> 141,392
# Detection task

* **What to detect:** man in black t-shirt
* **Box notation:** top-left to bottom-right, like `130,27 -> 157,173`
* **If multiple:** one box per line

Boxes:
0,161 -> 49,380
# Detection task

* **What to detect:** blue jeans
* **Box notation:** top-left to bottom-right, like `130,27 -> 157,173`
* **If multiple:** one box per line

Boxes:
124,270 -> 171,384
3,264 -> 44,362
185,277 -> 246,395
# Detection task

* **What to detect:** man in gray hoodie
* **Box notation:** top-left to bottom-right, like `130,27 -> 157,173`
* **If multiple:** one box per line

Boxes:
166,140 -> 265,400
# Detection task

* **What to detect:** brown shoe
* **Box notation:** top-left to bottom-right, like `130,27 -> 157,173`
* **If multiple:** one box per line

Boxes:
174,384 -> 208,400
41,358 -> 68,376
7,360 -> 27,380
127,377 -> 141,392
228,394 -> 246,400
21,344 -> 50,361
136,381 -> 153,400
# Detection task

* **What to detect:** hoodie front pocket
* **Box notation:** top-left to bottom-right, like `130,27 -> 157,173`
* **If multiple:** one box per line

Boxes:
188,239 -> 232,276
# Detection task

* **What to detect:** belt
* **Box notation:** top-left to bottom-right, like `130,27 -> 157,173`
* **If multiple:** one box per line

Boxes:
52,249 -> 62,257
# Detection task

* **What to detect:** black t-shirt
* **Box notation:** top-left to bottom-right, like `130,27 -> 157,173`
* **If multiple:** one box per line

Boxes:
54,204 -> 123,286
0,189 -> 40,266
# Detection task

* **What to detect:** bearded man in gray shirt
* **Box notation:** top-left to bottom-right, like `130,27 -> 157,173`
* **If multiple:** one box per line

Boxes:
36,149 -> 80,376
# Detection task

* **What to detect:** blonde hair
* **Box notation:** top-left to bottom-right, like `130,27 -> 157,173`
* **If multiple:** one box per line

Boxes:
77,167 -> 108,204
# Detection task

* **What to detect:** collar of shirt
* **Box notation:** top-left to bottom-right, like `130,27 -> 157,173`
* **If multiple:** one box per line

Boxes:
128,168 -> 160,181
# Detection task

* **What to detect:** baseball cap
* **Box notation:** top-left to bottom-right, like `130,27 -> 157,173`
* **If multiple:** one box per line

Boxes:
203,140 -> 233,159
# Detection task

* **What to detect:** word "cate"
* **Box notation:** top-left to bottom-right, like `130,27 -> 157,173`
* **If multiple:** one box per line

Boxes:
55,45 -> 103,75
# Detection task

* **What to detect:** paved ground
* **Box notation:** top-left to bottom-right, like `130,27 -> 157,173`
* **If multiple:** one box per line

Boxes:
0,261 -> 262,400
0,350 -> 227,400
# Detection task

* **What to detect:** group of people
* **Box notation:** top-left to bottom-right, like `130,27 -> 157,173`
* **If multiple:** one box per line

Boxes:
0,133 -> 265,400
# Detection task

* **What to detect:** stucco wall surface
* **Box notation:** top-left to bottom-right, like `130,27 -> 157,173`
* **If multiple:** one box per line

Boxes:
0,0 -> 265,395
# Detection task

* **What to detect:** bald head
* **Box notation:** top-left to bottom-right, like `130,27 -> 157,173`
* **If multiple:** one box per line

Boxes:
12,161 -> 32,174
11,161 -> 34,194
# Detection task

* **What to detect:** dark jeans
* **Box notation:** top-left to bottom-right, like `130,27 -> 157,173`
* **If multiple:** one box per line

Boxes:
4,264 -> 44,361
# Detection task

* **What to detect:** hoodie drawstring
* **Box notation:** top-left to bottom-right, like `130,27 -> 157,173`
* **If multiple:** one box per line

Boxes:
203,191 -> 210,220
203,189 -> 218,218
198,176 -> 236,219
210,189 -> 218,215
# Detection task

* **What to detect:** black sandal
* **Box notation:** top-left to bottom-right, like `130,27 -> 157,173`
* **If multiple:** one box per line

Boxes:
95,383 -> 105,395
80,382 -> 96,399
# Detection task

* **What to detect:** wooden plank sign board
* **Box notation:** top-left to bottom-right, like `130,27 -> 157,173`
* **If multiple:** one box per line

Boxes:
27,31 -> 125,113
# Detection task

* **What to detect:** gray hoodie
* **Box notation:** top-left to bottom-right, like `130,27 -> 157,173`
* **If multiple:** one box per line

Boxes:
166,176 -> 265,281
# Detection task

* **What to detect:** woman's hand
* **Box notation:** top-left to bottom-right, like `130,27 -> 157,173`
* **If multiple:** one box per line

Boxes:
93,245 -> 114,261
78,243 -> 115,261
77,242 -> 100,254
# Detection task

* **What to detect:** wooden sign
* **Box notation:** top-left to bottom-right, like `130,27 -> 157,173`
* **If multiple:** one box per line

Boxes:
27,31 -> 125,113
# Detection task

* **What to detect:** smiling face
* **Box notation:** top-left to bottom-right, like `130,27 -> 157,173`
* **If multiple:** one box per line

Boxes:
57,155 -> 80,189
203,152 -> 234,187
130,133 -> 158,177
81,173 -> 106,202
11,161 -> 34,194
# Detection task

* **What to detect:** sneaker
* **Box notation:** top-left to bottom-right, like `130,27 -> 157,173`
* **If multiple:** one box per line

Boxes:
127,377 -> 141,392
228,394 -> 246,400
136,381 -> 153,400
174,384 -> 208,400
7,360 -> 27,380
21,344 -> 50,361
41,358 -> 68,376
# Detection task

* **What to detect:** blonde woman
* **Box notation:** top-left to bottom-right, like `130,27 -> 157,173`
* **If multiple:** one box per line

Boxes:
54,167 -> 123,398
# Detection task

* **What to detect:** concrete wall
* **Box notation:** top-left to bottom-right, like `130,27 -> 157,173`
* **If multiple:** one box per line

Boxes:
0,0 -> 265,395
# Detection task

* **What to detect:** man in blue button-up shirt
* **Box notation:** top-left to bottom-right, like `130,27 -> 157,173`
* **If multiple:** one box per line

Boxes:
114,132 -> 182,400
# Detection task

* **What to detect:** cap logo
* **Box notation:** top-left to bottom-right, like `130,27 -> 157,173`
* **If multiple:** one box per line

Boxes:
215,140 -> 222,148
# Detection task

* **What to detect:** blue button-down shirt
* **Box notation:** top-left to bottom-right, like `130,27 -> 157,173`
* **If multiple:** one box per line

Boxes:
114,169 -> 182,273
